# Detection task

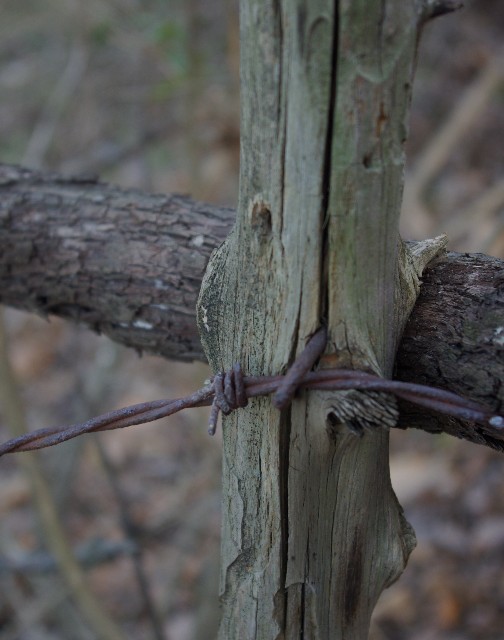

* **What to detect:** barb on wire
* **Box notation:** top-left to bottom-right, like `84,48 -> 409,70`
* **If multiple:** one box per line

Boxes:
0,329 -> 502,457
208,363 -> 248,435
273,325 -> 327,410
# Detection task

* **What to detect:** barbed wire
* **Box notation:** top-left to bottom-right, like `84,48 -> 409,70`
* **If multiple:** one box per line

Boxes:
0,326 -> 502,457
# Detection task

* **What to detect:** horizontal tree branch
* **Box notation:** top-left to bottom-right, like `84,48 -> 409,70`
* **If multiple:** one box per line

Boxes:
0,163 -> 231,361
1,163 -> 503,448
396,250 -> 504,449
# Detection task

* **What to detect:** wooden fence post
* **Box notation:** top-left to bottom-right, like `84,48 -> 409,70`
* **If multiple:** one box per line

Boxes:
198,1 -> 446,636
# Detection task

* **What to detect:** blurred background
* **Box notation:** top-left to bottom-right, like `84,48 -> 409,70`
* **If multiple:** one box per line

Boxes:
0,0 -> 502,638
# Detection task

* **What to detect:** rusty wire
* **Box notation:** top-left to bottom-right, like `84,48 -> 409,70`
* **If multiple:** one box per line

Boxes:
0,360 -> 502,456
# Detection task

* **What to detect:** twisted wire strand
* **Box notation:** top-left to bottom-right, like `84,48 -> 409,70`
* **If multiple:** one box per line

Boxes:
0,365 -> 502,456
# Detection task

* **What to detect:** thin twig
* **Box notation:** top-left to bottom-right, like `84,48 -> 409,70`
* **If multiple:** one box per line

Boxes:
408,49 -> 504,202
402,48 -> 504,237
22,42 -> 88,167
0,579 -> 69,640
0,308 -> 126,640
94,439 -> 166,640
0,539 -> 136,575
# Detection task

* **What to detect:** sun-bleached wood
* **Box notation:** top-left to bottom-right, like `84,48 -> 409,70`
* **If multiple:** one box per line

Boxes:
196,1 -> 451,637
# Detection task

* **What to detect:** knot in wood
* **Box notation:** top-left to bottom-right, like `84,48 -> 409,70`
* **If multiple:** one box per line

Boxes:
250,200 -> 272,238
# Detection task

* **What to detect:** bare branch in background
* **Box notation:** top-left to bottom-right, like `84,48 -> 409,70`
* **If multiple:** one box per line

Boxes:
0,310 -> 126,640
403,48 -> 504,237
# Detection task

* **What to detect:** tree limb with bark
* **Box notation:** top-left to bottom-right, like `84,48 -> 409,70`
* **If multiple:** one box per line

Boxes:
1,162 -> 502,450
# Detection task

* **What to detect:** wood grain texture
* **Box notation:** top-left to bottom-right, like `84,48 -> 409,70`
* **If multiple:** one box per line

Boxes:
198,0 -> 324,634
283,2 -> 425,637
196,1 -> 433,637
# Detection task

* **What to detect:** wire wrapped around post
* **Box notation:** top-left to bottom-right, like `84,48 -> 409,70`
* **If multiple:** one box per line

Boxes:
0,325 -> 503,456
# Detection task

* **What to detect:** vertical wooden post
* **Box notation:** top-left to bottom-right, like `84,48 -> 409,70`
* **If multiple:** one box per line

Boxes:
198,1 -> 445,637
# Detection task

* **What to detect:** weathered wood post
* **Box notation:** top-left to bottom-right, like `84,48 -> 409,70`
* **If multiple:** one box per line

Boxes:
198,1 -> 446,637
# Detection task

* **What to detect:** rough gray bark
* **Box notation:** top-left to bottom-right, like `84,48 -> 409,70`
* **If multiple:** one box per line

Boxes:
397,251 -> 504,449
0,163 -> 231,361
1,164 -> 503,451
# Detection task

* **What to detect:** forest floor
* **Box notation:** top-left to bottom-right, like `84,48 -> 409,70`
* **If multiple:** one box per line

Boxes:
0,1 -> 503,638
